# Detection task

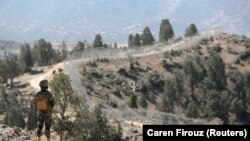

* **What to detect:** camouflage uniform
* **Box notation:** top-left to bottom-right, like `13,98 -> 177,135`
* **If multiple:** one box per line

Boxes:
36,90 -> 55,138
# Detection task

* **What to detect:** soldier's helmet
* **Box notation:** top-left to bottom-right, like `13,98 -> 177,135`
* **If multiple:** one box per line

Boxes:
39,79 -> 49,88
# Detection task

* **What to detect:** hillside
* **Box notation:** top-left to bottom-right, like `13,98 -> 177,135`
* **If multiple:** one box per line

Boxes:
65,33 -> 250,124
1,33 -> 250,141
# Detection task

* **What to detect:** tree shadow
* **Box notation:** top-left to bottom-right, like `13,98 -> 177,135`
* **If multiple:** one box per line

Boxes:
28,69 -> 44,75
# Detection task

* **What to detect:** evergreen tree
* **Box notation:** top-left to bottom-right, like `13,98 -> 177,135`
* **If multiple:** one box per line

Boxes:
159,19 -> 174,42
73,104 -> 122,141
76,41 -> 85,51
172,70 -> 184,100
5,54 -> 23,87
50,71 -> 75,141
201,77 -> 217,98
61,41 -> 68,60
27,99 -> 38,130
49,72 -> 122,141
128,34 -> 134,47
71,41 -> 85,53
185,23 -> 198,37
141,26 -> 155,45
205,90 -> 230,123
230,98 -> 244,116
138,95 -> 147,108
244,72 -> 250,111
87,106 -> 122,141
113,42 -> 118,49
164,79 -> 175,111
34,39 -> 55,66
128,94 -> 137,108
183,59 -> 199,95
93,34 -> 103,48
186,101 -> 198,118
19,43 -> 33,72
206,52 -> 227,91
230,71 -> 248,114
134,33 -> 141,46
0,62 -> 8,85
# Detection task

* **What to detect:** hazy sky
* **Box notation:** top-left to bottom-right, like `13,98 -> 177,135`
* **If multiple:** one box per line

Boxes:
0,0 -> 249,43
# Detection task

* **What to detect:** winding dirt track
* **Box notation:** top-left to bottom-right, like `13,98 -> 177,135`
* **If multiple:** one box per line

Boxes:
28,35 -> 208,90
29,63 -> 64,90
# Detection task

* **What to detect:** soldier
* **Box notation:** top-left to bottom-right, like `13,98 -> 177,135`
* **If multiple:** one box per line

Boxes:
35,79 -> 55,141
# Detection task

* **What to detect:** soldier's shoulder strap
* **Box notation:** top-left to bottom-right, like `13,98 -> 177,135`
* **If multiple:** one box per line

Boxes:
36,90 -> 42,96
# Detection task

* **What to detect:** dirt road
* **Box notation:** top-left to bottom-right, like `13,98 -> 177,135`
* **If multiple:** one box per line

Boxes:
29,63 -> 64,90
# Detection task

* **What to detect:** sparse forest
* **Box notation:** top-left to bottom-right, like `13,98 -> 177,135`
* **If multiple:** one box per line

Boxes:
0,17 -> 249,141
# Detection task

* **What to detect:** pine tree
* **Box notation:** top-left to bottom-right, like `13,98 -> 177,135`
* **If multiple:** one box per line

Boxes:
50,71 -> 75,141
5,54 -> 23,87
73,105 -> 122,141
134,33 -> 141,46
49,73 -> 122,141
113,42 -> 118,49
186,101 -> 198,118
164,79 -> 175,111
205,90 -> 230,123
138,95 -> 147,108
0,62 -> 8,85
34,39 -> 55,66
128,94 -> 137,108
172,70 -> 184,100
61,41 -> 68,60
244,72 -> 250,111
128,34 -> 134,47
19,43 -> 33,72
206,52 -> 227,91
27,99 -> 38,130
185,23 -> 198,37
93,34 -> 103,48
141,26 -> 155,45
87,106 -> 122,141
77,41 -> 85,50
159,19 -> 174,42
183,56 -> 205,95
230,98 -> 244,116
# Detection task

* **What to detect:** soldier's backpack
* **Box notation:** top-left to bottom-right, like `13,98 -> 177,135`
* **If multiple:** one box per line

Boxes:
36,93 -> 48,110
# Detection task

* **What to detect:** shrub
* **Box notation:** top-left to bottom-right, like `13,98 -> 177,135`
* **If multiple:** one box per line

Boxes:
164,50 -> 182,58
87,61 -> 98,67
199,38 -> 209,45
240,48 -> 250,61
208,45 -> 222,53
26,99 -> 38,130
97,58 -> 109,63
118,68 -> 127,76
162,60 -> 182,72
186,101 -> 198,118
3,107 -> 26,128
90,69 -> 103,79
118,68 -> 137,80
148,74 -> 165,92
